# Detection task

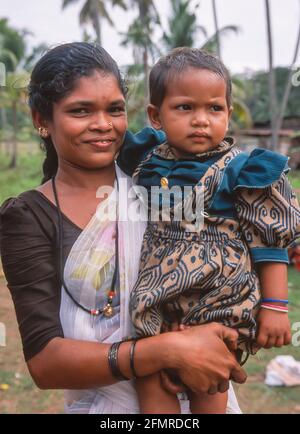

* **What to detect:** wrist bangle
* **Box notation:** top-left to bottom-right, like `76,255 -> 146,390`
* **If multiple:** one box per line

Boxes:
130,340 -> 139,379
261,298 -> 289,304
108,342 -> 130,382
260,304 -> 289,313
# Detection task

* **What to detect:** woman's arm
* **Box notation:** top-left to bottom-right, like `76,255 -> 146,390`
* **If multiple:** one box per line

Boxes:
27,323 -> 246,393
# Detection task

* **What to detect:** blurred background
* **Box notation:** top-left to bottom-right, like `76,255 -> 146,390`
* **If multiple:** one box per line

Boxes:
0,0 -> 300,414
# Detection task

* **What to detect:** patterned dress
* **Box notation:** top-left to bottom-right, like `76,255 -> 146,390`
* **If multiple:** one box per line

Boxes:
120,135 -> 300,354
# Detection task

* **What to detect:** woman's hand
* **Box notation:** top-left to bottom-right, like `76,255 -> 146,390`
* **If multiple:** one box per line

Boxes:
256,309 -> 291,349
163,322 -> 247,395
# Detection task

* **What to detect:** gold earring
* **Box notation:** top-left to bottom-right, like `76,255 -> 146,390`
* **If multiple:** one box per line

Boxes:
38,127 -> 49,138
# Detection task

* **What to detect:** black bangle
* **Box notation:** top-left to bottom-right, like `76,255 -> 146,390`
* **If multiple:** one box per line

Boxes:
108,342 -> 130,381
130,340 -> 139,379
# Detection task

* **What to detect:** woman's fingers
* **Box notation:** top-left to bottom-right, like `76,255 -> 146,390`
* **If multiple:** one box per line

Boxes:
229,366 -> 247,384
160,370 -> 187,395
218,380 -> 230,393
207,384 -> 218,395
214,323 -> 239,351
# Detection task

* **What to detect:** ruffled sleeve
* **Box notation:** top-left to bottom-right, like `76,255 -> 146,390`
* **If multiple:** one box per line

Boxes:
117,127 -> 166,176
234,149 -> 300,264
0,196 -> 64,361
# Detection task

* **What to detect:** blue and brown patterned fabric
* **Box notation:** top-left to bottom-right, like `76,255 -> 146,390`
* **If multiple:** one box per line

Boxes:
118,130 -> 300,353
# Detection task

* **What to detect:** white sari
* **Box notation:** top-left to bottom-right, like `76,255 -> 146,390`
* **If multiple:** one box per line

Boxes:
60,164 -> 241,414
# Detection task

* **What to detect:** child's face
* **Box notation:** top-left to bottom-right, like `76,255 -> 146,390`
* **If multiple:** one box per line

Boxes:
148,68 -> 233,158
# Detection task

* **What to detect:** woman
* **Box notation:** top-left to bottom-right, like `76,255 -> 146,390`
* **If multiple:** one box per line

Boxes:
0,42 -> 246,414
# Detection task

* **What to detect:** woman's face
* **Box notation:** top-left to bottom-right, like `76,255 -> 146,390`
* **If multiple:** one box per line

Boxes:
44,70 -> 128,170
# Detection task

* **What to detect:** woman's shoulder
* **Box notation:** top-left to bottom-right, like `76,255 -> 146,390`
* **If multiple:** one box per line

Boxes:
1,190 -> 40,219
233,147 -> 289,190
0,189 -> 53,237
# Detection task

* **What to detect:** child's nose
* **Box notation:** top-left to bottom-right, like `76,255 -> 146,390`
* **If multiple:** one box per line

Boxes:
191,111 -> 209,127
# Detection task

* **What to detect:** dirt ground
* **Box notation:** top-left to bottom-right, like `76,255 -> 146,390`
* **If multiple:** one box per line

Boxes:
1,276 -> 300,414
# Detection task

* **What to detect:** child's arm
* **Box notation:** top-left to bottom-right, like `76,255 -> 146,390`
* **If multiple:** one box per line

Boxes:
256,262 -> 291,349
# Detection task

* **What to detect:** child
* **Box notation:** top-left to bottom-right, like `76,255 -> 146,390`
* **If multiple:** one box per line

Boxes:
118,48 -> 300,413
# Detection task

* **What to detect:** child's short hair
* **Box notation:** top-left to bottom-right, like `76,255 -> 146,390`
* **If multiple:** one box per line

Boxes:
149,47 -> 232,108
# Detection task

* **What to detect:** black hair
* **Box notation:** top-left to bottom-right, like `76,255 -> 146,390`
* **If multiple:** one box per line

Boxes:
149,47 -> 232,108
28,42 -> 127,183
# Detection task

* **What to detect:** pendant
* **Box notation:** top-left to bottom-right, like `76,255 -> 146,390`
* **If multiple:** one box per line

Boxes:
160,177 -> 169,189
103,304 -> 114,317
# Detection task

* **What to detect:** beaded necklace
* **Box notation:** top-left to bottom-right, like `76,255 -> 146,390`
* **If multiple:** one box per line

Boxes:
52,176 -> 118,317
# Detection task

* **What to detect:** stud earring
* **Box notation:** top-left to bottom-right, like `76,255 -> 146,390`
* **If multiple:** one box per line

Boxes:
38,127 -> 49,138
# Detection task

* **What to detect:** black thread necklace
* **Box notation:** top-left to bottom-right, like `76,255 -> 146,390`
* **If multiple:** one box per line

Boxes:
52,175 -> 119,317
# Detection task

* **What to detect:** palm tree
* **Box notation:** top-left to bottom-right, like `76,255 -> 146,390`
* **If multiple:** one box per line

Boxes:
62,0 -> 127,45
0,72 -> 29,168
121,0 -> 161,123
211,0 -> 221,58
276,0 -> 300,132
265,0 -> 278,150
162,0 -> 206,51
162,0 -> 239,54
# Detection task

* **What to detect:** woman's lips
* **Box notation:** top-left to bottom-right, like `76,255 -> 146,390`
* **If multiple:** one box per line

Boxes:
84,138 -> 116,150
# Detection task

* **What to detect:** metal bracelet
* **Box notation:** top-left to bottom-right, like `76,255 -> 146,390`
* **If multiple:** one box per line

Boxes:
130,340 -> 139,379
108,342 -> 130,381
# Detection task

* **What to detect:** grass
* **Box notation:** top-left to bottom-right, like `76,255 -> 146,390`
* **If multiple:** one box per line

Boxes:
234,267 -> 300,414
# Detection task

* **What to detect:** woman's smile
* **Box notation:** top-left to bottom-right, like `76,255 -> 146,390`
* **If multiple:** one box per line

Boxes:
83,136 -> 117,151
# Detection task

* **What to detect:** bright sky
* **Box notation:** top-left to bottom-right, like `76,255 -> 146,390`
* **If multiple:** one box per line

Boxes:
1,0 -> 300,73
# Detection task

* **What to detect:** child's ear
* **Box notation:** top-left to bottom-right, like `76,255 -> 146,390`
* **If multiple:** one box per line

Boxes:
227,106 -> 234,130
147,104 -> 162,130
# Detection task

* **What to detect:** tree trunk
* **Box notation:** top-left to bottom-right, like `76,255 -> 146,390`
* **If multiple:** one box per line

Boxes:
265,0 -> 278,151
8,101 -> 17,169
91,0 -> 102,45
212,0 -> 221,59
138,1 -> 150,125
276,2 -> 300,131
0,107 -> 8,153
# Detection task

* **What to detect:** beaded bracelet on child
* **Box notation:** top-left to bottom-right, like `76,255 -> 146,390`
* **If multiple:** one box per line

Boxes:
261,298 -> 289,313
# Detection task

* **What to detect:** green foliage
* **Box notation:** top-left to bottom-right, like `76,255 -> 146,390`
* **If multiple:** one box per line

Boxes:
237,67 -> 300,124
162,0 -> 204,50
0,147 -> 43,204
0,18 -> 25,72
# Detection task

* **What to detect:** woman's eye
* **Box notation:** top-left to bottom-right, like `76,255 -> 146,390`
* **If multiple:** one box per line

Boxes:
176,104 -> 191,111
70,108 -> 89,115
211,105 -> 223,112
109,106 -> 126,115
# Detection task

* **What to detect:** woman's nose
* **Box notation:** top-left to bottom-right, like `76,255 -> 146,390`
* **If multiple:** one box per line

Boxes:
88,114 -> 113,131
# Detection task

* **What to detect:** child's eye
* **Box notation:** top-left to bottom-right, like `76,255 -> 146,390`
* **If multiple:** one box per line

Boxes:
176,104 -> 191,111
211,105 -> 224,112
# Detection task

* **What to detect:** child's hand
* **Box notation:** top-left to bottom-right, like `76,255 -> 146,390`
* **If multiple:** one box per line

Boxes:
256,309 -> 291,349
